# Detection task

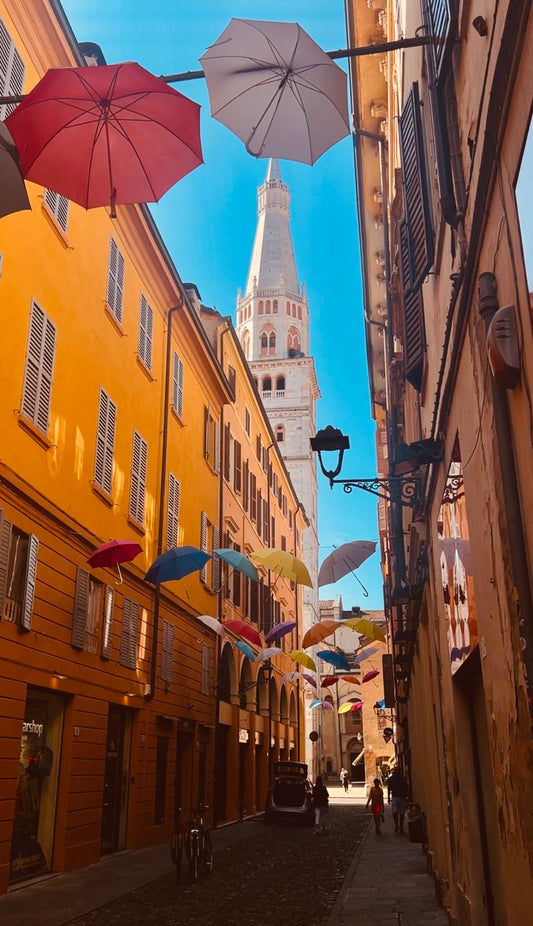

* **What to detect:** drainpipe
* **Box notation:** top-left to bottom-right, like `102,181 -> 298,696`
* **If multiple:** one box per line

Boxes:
146,302 -> 182,701
478,272 -> 533,725
293,501 -> 303,760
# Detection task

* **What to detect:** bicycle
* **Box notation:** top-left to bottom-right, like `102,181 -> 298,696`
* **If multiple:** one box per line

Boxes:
170,807 -> 185,883
183,804 -> 213,882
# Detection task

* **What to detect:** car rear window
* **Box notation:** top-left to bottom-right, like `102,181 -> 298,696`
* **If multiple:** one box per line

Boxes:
273,780 -> 307,807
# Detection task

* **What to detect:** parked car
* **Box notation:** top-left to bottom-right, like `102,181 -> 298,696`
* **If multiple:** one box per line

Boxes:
265,761 -> 314,826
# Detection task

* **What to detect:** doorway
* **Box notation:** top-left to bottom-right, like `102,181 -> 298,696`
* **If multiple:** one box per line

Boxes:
101,705 -> 131,855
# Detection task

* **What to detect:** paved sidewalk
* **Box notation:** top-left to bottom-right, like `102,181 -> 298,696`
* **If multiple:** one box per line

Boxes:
327,786 -> 449,926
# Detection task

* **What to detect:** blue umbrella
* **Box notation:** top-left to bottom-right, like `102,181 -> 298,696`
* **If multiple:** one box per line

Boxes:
144,545 -> 210,584
235,640 -> 255,661
317,650 -> 350,671
212,548 -> 259,582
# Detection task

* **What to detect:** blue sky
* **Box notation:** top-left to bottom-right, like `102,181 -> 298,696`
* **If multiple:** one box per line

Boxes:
60,0 -> 384,610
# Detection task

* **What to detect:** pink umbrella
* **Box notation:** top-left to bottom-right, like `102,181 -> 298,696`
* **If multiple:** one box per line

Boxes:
363,669 -> 380,683
87,539 -> 142,584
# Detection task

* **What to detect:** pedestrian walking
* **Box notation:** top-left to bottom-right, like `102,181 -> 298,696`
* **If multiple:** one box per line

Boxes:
366,778 -> 385,835
387,766 -> 409,833
312,775 -> 329,833
340,767 -> 349,792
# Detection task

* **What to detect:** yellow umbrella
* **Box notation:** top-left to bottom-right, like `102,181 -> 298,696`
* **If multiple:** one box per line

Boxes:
251,548 -> 313,587
343,617 -> 386,643
301,620 -> 341,649
287,650 -> 316,672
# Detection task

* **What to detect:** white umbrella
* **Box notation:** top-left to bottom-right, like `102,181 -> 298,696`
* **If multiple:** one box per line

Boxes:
318,540 -> 376,588
195,615 -> 226,638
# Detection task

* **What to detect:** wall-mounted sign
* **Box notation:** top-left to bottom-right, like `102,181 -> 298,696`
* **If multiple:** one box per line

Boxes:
239,729 -> 249,743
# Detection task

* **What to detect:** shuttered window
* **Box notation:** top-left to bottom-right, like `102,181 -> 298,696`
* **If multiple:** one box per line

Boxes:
44,189 -> 70,233
129,430 -> 147,525
166,473 -> 180,549
257,489 -> 262,536
101,585 -> 115,659
263,499 -> 270,545
172,352 -> 184,417
201,643 -> 210,695
250,474 -> 257,522
72,568 -> 104,653
120,597 -> 139,669
204,405 -> 211,459
213,420 -> 220,474
0,513 -> 38,630
223,424 -> 231,481
0,19 -> 24,120
161,620 -> 174,686
400,220 -> 426,391
106,237 -> 125,323
200,511 -> 208,583
234,441 -> 242,493
21,301 -> 56,435
212,525 -> 220,592
399,83 -> 434,293
94,388 -> 116,495
243,459 -> 249,512
422,0 -> 457,82
138,294 -> 153,369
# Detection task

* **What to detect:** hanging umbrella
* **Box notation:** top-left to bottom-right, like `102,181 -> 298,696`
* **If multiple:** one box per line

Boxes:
6,62 -> 203,216
200,18 -> 349,164
281,670 -> 301,684
265,620 -> 297,644
318,540 -> 376,587
251,549 -> 312,587
87,538 -> 143,584
363,669 -> 380,683
213,548 -> 259,582
338,702 -> 356,714
301,620 -> 340,649
302,673 -> 318,689
235,640 -> 255,661
256,646 -> 282,662
354,646 -> 380,663
310,699 -> 334,711
195,615 -> 226,638
317,650 -> 350,671
321,676 -> 340,688
287,650 -> 316,672
223,619 -> 262,647
341,674 -> 362,685
344,618 -> 386,643
144,546 -> 210,584
0,123 -> 31,219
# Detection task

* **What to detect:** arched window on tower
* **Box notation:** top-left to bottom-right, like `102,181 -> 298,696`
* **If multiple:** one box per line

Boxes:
269,332 -> 276,354
276,376 -> 285,395
297,305 -> 302,319
275,425 -> 285,442
259,300 -> 264,314
292,303 -> 296,316
273,300 -> 278,313
241,330 -> 250,359
286,301 -> 291,315
263,376 -> 272,397
287,327 -> 301,357
266,300 -> 271,314
260,333 -> 268,355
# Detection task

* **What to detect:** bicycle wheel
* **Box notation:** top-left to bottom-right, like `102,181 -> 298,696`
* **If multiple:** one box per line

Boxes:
188,833 -> 199,882
202,829 -> 213,874
171,829 -> 184,883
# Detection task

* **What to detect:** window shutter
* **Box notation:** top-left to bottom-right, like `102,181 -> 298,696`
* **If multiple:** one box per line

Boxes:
120,597 -> 138,669
138,295 -> 153,369
173,353 -> 184,417
400,220 -> 426,391
0,510 -> 13,618
95,388 -> 116,495
250,474 -> 257,522
399,83 -> 434,293
423,0 -> 457,82
201,643 -> 210,695
129,430 -> 147,524
72,568 -> 89,650
257,489 -> 262,536
223,424 -> 231,481
161,620 -> 174,685
213,420 -> 220,474
44,189 -> 70,233
234,441 -> 242,492
263,499 -> 270,544
0,20 -> 25,120
20,534 -> 39,631
101,585 -> 114,659
21,302 -> 56,434
243,459 -> 249,512
212,526 -> 220,591
200,511 -> 208,583
106,238 -> 125,322
204,405 -> 210,460
166,473 -> 180,549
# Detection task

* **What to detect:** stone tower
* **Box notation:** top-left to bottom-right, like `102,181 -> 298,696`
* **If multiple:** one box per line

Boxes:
236,159 -> 320,771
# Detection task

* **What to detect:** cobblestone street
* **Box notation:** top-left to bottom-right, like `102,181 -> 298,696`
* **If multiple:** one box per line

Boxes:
66,801 -> 369,926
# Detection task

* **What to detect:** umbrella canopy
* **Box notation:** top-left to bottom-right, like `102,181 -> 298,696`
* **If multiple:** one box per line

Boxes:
287,650 -> 316,672
87,538 -> 143,584
195,615 -> 226,638
265,620 -> 297,644
317,650 -> 350,671
280,670 -> 316,689
302,673 -> 318,689
6,62 -> 203,215
301,620 -> 340,649
318,540 -> 376,587
344,618 -> 386,643
200,18 -> 349,164
321,676 -> 340,688
256,646 -> 282,662
235,640 -> 255,661
213,548 -> 259,582
251,549 -> 312,587
0,123 -> 31,218
310,699 -> 335,711
338,700 -> 364,714
354,647 -> 379,663
223,619 -> 262,647
363,669 -> 380,683
144,546 -> 210,584
341,674 -> 362,685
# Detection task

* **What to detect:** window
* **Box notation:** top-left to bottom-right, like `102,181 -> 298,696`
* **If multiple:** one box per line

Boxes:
273,300 -> 278,313
161,620 -> 174,687
106,237 -> 125,323
257,489 -> 262,536
200,511 -> 208,583
399,83 -> 434,292
21,301 -> 56,435
269,332 -> 276,353
120,597 -> 139,669
228,365 -> 236,393
399,220 -> 426,391
200,512 -> 219,590
72,568 -> 113,655
266,300 -> 271,314
172,353 -> 184,417
263,376 -> 272,395
0,19 -> 24,120
0,514 -> 38,629
260,333 -> 268,354
281,535 -> 287,552
250,473 -> 257,522
287,328 -> 301,355
129,430 -> 147,525
44,189 -> 69,233
276,376 -> 285,394
94,388 -> 117,496
243,459 -> 249,512
276,425 -> 284,442
154,737 -> 169,824
241,331 -> 250,359
263,499 -> 270,544
234,441 -> 242,492
245,408 -> 251,436
138,294 -> 153,369
223,423 -> 232,482
201,643 -> 211,695
204,406 -> 220,471
166,473 -> 180,549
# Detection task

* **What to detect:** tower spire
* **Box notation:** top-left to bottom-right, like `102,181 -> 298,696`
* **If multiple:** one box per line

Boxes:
244,159 -> 299,296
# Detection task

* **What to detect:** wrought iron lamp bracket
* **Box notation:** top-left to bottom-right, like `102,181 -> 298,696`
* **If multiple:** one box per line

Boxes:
327,475 -> 421,508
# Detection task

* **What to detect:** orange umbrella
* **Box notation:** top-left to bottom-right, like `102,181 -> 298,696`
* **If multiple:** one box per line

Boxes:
341,674 -> 361,685
301,620 -> 340,649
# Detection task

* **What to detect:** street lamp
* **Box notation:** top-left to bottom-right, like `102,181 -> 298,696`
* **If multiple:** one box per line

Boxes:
310,426 -> 443,508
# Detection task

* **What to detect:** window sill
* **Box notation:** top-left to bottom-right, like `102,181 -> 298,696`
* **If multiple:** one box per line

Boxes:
170,406 -> 184,427
127,515 -> 146,536
104,303 -> 126,336
136,355 -> 155,382
16,413 -> 54,450
91,481 -> 115,507
41,200 -> 69,246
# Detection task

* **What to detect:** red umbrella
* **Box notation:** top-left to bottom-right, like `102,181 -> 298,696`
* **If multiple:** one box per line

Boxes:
222,619 -> 262,647
6,62 -> 203,216
321,676 -> 339,688
363,669 -> 380,683
87,539 -> 142,584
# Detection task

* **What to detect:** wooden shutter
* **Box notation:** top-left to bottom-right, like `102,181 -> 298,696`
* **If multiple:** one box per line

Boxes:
0,20 -> 24,120
234,441 -> 242,492
95,388 -> 116,495
120,597 -> 139,669
72,567 -> 89,650
213,420 -> 220,474
138,295 -> 153,369
161,620 -> 174,685
212,526 -> 220,591
0,510 -> 13,618
101,585 -> 114,659
21,301 -> 56,434
106,238 -> 125,322
200,511 -> 208,583
20,534 -> 39,630
399,83 -> 434,293
204,405 -> 210,460
232,543 -> 241,606
166,473 -> 180,549
243,459 -> 249,512
257,489 -> 262,535
173,353 -> 184,417
400,220 -> 426,391
250,474 -> 257,521
44,189 -> 69,233
223,424 -> 231,481
201,643 -> 210,695
129,430 -> 147,524
423,0 -> 457,81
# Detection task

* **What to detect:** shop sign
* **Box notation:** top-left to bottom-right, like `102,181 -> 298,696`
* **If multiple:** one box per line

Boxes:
239,728 -> 249,743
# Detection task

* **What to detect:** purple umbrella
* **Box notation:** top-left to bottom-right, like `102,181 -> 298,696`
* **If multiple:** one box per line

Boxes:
265,620 -> 297,644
